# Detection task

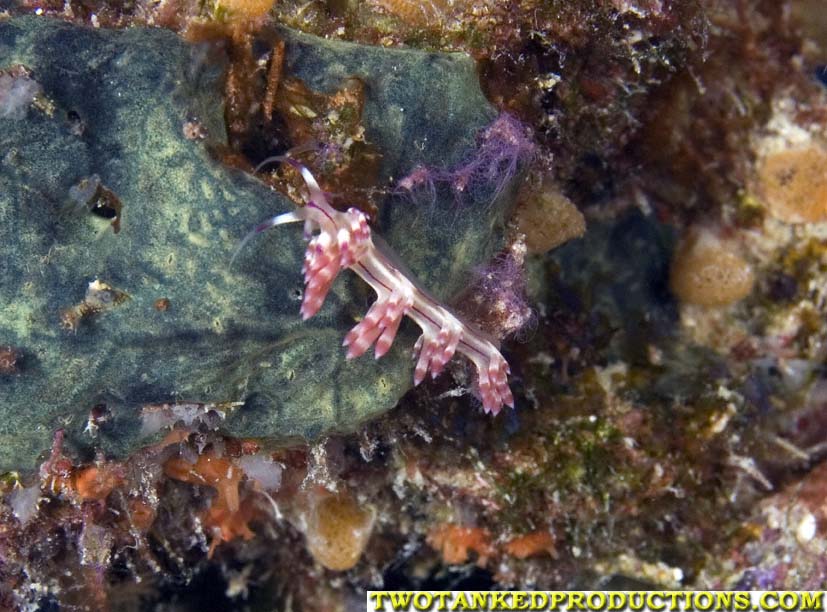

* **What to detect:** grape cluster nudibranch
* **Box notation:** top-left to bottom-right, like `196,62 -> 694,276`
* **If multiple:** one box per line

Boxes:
235,157 -> 514,415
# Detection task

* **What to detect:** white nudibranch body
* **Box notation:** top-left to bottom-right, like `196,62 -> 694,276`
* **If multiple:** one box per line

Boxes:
236,158 -> 513,414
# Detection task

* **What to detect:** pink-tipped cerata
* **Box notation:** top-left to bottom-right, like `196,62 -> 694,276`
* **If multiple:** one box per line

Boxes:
240,159 -> 515,415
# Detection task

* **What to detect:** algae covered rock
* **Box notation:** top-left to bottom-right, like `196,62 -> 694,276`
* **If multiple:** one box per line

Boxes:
0,16 -> 510,471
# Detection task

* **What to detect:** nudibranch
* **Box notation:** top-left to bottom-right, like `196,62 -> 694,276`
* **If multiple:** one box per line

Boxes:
235,158 -> 513,414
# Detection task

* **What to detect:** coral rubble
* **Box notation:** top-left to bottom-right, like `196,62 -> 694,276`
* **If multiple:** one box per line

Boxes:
3,0 -> 827,608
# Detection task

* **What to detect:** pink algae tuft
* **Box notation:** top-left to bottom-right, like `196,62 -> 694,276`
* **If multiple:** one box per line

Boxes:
457,236 -> 534,343
397,112 -> 536,206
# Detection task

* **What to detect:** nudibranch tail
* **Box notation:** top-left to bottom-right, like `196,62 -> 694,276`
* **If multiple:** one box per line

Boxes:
238,159 -> 514,415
